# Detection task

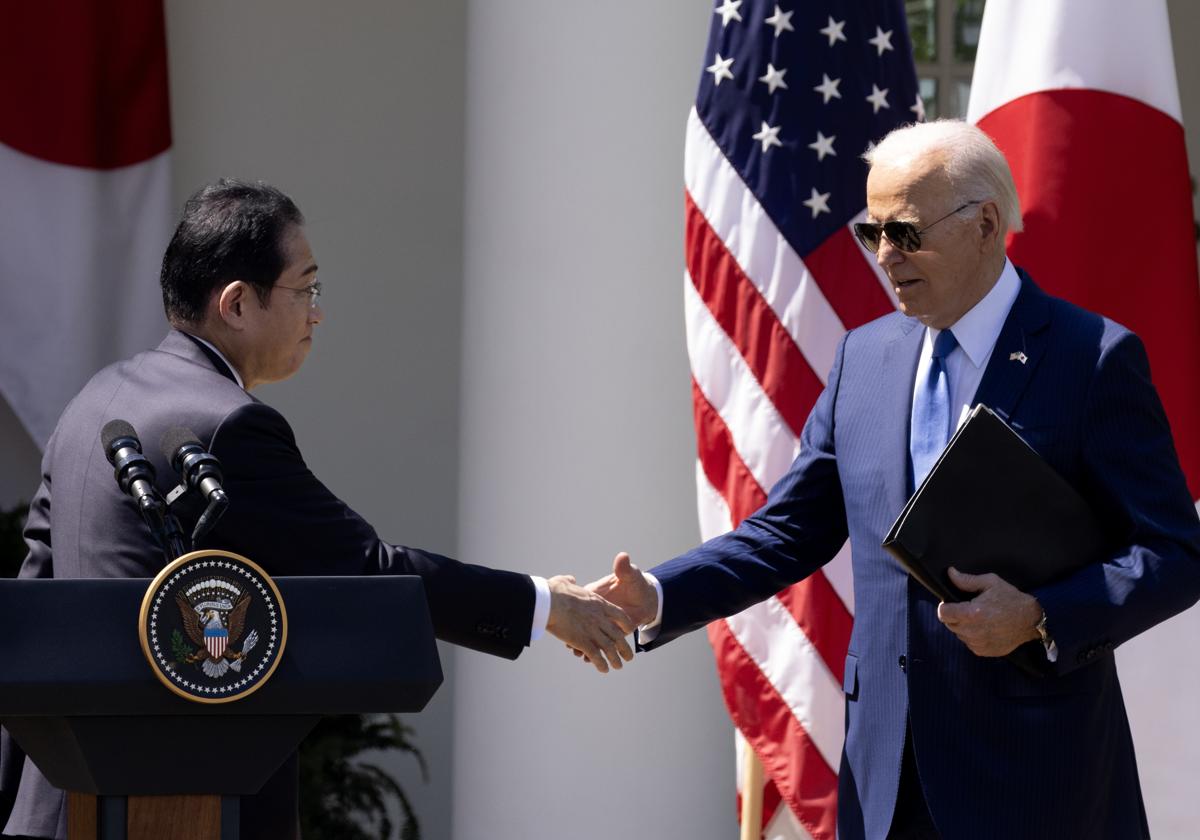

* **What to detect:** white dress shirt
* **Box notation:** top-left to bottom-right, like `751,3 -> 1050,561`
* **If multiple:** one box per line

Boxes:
912,258 -> 1021,437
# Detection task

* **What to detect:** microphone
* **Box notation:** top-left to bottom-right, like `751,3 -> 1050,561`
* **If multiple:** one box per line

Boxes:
100,419 -> 186,560
101,419 -> 163,517
161,426 -> 230,545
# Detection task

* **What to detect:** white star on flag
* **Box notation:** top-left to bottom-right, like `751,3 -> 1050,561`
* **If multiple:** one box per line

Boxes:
868,27 -> 894,56
759,64 -> 789,94
808,131 -> 836,160
715,0 -> 743,27
819,16 -> 847,46
764,5 -> 794,37
707,54 -> 735,85
752,121 -> 783,152
910,93 -> 926,121
802,187 -> 831,217
813,73 -> 842,103
866,84 -> 890,113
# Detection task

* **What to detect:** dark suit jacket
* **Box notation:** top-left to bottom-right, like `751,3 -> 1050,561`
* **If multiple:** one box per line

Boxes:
1,330 -> 535,839
644,272 -> 1200,839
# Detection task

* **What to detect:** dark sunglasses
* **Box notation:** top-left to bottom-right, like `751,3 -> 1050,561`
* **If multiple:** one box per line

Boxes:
852,200 -> 983,253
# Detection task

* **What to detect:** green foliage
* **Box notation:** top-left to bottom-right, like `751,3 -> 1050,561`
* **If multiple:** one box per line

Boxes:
0,503 -> 28,578
171,628 -> 194,664
299,714 -> 425,840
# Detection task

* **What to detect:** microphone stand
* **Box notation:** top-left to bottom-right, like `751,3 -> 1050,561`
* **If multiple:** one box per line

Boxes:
162,510 -> 190,563
136,495 -> 190,565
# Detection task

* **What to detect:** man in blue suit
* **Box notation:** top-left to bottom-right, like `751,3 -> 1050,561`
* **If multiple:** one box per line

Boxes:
591,120 -> 1200,838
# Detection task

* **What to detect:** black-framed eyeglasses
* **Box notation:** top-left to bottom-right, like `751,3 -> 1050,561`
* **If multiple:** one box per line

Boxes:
852,200 -> 983,254
274,280 -> 322,309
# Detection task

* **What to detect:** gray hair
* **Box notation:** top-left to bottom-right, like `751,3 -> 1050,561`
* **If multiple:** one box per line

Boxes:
862,120 -> 1024,233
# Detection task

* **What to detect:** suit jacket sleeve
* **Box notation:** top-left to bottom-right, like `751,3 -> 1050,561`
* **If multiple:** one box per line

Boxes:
1035,329 -> 1200,673
202,401 -> 534,659
642,334 -> 851,649
17,436 -> 54,580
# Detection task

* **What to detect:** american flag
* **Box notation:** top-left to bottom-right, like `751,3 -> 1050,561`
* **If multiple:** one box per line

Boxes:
683,2 -> 918,837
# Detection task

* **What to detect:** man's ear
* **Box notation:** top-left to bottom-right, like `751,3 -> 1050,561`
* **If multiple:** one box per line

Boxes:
215,281 -> 250,328
977,201 -> 1001,252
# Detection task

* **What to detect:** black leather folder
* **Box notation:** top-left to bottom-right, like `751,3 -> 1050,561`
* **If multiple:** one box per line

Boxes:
883,404 -> 1108,605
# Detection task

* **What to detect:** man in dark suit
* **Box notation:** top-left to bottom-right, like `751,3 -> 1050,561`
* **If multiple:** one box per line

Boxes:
0,179 -> 634,840
590,120 -> 1200,838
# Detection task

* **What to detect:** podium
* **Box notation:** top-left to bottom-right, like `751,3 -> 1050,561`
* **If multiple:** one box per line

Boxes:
0,575 -> 443,840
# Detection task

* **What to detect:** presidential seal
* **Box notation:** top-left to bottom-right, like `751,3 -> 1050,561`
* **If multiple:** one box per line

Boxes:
138,549 -> 287,704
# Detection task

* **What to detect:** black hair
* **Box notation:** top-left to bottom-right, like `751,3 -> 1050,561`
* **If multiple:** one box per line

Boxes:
160,179 -> 305,324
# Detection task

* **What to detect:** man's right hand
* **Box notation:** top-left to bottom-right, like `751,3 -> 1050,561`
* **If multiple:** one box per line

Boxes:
545,575 -> 635,673
586,552 -> 658,628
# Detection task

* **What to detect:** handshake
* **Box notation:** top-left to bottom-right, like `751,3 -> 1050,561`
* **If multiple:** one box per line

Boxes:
546,552 -> 660,673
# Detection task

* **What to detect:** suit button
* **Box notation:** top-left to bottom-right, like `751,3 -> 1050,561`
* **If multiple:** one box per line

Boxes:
898,655 -> 907,673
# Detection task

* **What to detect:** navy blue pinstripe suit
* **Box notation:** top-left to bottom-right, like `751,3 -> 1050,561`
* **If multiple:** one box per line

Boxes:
644,270 -> 1200,839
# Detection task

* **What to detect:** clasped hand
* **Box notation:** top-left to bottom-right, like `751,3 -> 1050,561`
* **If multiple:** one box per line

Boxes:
936,567 -> 1044,657
545,573 -> 636,673
549,552 -> 660,673
555,560 -> 1043,669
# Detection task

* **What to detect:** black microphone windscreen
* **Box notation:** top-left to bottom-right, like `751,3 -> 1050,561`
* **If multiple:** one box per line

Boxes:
101,419 -> 138,455
160,426 -> 202,464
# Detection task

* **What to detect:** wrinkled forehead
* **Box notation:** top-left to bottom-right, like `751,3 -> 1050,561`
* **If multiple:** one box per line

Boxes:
865,152 -> 953,222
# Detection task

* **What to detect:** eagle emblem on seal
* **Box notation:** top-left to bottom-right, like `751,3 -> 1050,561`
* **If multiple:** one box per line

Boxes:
174,577 -> 260,678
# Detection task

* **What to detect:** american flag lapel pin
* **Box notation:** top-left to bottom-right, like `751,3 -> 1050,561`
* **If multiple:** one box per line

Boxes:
1009,351 -> 1028,364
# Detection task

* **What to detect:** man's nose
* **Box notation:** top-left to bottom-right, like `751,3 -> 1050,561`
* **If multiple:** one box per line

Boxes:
309,302 -> 324,324
875,234 -> 905,269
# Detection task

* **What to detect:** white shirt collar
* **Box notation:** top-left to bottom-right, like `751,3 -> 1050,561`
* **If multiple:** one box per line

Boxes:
936,258 -> 1022,369
183,333 -> 246,390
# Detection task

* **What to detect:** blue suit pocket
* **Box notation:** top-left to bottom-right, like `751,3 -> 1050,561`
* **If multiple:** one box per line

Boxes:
843,652 -> 859,700
996,654 -> 1104,697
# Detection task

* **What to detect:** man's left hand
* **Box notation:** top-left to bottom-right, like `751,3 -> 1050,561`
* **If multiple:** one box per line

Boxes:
936,567 -> 1043,657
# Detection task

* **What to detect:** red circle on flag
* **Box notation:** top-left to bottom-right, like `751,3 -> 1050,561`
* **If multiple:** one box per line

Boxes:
0,0 -> 171,169
981,88 -> 1200,498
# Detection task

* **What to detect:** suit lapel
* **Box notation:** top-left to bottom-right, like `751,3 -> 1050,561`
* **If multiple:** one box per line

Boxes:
971,271 -> 1052,424
880,316 -> 925,515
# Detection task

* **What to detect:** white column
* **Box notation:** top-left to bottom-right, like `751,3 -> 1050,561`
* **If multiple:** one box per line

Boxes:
454,2 -> 736,838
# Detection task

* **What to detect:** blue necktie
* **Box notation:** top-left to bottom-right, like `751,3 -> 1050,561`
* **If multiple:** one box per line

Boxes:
910,328 -> 959,490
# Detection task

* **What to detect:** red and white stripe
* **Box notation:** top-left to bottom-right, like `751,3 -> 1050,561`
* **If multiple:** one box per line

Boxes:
206,634 -> 228,660
968,2 -> 1200,832
685,105 -> 892,839
0,0 -> 173,447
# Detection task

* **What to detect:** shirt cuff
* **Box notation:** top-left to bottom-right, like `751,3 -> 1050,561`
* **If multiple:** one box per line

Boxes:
636,573 -> 665,644
529,575 -> 551,643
